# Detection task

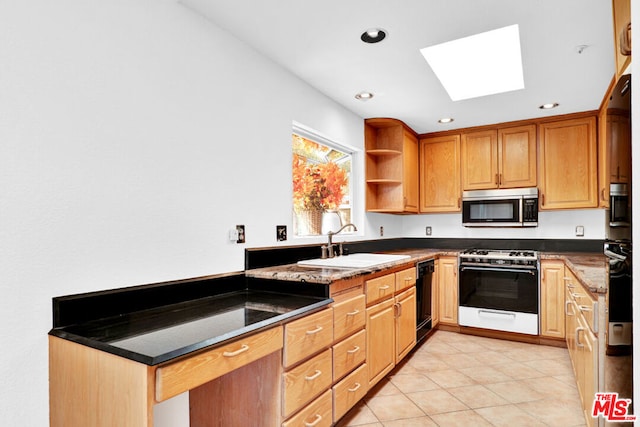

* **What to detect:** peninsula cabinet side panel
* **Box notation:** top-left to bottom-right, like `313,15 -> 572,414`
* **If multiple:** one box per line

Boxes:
49,336 -> 154,427
190,351 -> 283,427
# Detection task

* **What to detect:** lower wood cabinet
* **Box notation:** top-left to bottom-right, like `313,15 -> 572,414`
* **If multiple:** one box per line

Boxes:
282,348 -> 333,419
540,260 -> 565,339
366,297 -> 396,386
437,256 -> 458,325
565,267 -> 599,427
365,267 -> 417,387
395,286 -> 417,362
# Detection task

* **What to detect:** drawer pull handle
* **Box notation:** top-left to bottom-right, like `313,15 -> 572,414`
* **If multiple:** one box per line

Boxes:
565,300 -> 574,316
346,309 -> 360,316
379,285 -> 391,290
304,414 -> 322,427
305,326 -> 323,335
347,345 -> 360,354
305,370 -> 322,381
222,344 -> 249,357
576,327 -> 585,348
348,382 -> 361,392
579,305 -> 592,312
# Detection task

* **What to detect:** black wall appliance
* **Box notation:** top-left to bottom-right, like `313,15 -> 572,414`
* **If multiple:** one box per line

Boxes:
416,259 -> 434,343
604,240 -> 632,352
610,183 -> 630,227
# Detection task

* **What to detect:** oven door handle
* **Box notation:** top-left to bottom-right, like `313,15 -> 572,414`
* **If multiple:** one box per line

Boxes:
460,266 -> 537,275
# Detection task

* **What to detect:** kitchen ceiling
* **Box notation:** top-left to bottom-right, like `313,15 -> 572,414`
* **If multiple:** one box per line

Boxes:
179,0 -> 616,134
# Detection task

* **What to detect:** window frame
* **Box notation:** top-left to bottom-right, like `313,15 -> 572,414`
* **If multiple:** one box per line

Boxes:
291,121 -> 361,239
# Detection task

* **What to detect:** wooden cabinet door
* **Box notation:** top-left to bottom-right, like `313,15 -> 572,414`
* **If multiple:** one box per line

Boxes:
540,260 -> 565,339
565,288 -> 578,374
461,130 -> 498,190
498,125 -> 537,188
598,105 -> 610,207
608,114 -> 631,184
538,116 -> 598,209
419,135 -> 461,212
366,298 -> 395,386
403,129 -> 419,212
612,0 -> 631,77
395,287 -> 417,363
438,257 -> 458,325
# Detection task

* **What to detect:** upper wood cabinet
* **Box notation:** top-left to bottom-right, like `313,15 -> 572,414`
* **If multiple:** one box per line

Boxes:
538,116 -> 598,210
365,118 -> 419,213
419,134 -> 461,212
612,0 -> 631,77
608,113 -> 631,184
598,74 -> 631,207
461,125 -> 536,190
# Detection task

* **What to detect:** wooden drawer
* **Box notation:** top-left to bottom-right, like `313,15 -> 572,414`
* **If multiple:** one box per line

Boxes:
333,329 -> 366,381
284,308 -> 333,368
365,273 -> 395,305
282,389 -> 332,427
395,267 -> 416,293
155,326 -> 283,402
282,348 -> 332,418
565,269 -> 598,334
332,363 -> 368,422
333,294 -> 366,341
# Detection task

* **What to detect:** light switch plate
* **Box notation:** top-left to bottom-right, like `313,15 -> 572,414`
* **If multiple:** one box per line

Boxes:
575,225 -> 584,236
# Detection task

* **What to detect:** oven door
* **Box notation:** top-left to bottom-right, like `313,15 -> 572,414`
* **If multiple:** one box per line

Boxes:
462,198 -> 522,227
458,265 -> 539,334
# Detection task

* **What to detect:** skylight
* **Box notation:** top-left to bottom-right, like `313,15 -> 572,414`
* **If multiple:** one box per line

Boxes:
420,24 -> 525,101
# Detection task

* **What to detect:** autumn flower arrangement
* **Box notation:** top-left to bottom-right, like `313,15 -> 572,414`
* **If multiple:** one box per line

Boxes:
292,155 -> 348,212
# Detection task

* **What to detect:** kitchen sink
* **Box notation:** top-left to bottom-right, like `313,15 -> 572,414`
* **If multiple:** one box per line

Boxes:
297,253 -> 411,269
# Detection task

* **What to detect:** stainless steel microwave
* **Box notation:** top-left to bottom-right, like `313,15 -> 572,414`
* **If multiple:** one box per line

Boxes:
610,183 -> 630,227
462,188 -> 538,227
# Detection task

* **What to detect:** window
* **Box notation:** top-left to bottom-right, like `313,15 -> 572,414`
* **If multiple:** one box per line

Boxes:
292,126 -> 353,237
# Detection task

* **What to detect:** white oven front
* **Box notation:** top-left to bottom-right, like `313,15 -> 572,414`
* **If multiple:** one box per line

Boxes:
458,264 -> 539,335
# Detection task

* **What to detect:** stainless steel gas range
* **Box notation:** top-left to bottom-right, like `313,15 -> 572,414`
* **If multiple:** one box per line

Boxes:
458,249 -> 540,335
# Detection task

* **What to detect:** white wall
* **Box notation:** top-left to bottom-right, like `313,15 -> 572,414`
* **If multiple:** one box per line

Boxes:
0,1 -> 395,425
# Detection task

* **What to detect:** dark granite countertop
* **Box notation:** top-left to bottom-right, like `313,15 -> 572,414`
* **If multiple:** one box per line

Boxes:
49,274 -> 332,366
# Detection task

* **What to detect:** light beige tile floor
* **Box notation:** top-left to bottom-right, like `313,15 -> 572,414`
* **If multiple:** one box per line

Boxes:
337,330 -> 587,427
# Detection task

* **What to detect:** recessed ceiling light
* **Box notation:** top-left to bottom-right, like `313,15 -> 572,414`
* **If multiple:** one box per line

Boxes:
355,91 -> 374,100
438,117 -> 454,124
539,102 -> 559,109
420,24 -> 525,101
361,28 -> 386,44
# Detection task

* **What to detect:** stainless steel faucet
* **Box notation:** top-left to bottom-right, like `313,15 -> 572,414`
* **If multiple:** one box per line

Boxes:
322,223 -> 357,258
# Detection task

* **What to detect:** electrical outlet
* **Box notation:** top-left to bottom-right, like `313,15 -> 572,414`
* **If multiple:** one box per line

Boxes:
236,225 -> 245,243
426,226 -> 432,236
379,226 -> 384,237
276,225 -> 287,241
575,225 -> 584,237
